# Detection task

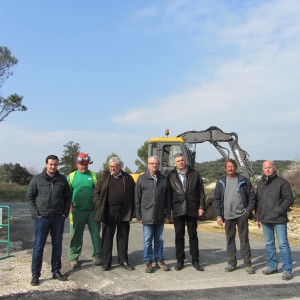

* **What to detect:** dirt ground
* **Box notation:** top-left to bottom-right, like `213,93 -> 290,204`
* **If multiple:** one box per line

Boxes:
0,206 -> 299,299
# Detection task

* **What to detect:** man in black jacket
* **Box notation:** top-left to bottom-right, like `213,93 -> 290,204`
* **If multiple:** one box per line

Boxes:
94,156 -> 135,271
256,160 -> 294,280
135,156 -> 171,273
167,153 -> 205,271
27,155 -> 71,286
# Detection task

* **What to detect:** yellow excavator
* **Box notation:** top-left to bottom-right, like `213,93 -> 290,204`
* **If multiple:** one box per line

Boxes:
131,126 -> 255,182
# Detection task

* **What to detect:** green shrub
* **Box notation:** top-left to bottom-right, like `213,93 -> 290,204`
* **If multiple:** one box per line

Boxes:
0,182 -> 27,202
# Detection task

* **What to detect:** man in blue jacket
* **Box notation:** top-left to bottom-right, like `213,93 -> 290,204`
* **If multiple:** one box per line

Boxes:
27,155 -> 71,286
135,156 -> 171,273
213,159 -> 256,274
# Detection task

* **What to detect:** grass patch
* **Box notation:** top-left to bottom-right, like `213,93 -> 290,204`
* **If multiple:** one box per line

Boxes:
0,182 -> 27,202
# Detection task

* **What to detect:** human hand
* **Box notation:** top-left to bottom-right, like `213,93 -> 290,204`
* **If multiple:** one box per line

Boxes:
216,217 -> 224,227
256,221 -> 262,229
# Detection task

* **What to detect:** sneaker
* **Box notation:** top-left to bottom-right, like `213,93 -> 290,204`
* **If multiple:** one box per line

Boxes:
225,264 -> 236,272
94,256 -> 103,266
282,271 -> 293,281
155,260 -> 170,271
145,262 -> 153,273
70,259 -> 79,269
262,267 -> 278,275
31,275 -> 39,286
246,266 -> 255,274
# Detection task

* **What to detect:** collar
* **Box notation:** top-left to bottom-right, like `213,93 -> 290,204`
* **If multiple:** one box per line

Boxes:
111,172 -> 122,179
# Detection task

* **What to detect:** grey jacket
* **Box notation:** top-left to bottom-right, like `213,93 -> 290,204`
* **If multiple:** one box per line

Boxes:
135,171 -> 170,225
27,169 -> 71,219
256,173 -> 294,223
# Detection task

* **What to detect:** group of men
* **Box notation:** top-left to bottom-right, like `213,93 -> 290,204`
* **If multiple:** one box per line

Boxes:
27,152 -> 294,286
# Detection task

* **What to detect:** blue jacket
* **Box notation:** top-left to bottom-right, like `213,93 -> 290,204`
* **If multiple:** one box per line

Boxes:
213,174 -> 256,220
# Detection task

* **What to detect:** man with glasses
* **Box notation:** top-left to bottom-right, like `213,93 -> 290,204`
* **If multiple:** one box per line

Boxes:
27,155 -> 71,286
135,156 -> 171,273
167,153 -> 205,271
67,152 -> 101,269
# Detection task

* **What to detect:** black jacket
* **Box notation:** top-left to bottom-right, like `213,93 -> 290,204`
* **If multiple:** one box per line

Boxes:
27,169 -> 71,219
93,170 -> 135,222
213,174 -> 256,220
167,166 -> 205,217
256,173 -> 294,223
135,171 -> 170,225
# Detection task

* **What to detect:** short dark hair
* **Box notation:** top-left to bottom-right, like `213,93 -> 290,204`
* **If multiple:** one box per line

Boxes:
225,158 -> 237,168
46,155 -> 59,163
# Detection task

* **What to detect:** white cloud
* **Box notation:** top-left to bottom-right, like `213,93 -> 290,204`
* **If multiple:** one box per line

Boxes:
111,0 -> 300,161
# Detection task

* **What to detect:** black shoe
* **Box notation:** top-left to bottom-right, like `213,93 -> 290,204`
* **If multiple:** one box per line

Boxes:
192,262 -> 204,271
120,261 -> 134,271
102,264 -> 112,271
175,261 -> 184,271
31,275 -> 39,286
52,272 -> 67,281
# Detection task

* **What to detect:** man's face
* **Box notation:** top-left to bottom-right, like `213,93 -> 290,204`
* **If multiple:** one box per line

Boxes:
77,163 -> 88,173
263,161 -> 276,176
148,159 -> 160,175
225,162 -> 237,178
109,162 -> 121,176
45,159 -> 58,176
174,156 -> 186,171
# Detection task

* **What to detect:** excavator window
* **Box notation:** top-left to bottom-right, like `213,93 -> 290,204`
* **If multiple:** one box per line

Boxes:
161,144 -> 183,175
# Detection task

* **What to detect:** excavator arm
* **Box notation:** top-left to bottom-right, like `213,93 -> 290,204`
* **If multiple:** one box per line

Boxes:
177,126 -> 255,180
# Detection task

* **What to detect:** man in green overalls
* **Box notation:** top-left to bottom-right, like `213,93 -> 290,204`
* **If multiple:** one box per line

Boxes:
67,152 -> 101,269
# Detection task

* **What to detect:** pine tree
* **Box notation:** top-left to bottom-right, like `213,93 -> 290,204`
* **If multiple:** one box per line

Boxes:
59,141 -> 81,176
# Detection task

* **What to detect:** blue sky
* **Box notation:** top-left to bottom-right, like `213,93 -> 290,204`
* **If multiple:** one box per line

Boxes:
1,0 -> 299,173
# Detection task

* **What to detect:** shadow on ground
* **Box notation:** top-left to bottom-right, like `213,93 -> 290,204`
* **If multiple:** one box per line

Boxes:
2,283 -> 300,300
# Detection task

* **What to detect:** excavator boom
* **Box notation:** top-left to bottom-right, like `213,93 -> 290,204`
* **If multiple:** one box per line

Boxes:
177,126 -> 255,180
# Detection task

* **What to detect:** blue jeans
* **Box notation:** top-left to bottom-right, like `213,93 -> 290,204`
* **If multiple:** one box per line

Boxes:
32,216 -> 65,276
143,224 -> 164,263
262,223 -> 293,272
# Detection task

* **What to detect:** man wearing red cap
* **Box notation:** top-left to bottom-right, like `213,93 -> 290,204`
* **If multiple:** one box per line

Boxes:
67,152 -> 101,269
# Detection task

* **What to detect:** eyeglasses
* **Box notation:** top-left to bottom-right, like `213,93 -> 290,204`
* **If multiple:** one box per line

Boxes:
77,156 -> 91,163
148,162 -> 159,165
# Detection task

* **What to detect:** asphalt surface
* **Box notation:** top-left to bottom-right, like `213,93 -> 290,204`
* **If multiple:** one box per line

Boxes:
2,203 -> 300,299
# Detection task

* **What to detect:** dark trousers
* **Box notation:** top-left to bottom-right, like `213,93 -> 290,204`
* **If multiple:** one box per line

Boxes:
225,213 -> 252,266
173,215 -> 199,263
101,210 -> 130,266
32,216 -> 65,276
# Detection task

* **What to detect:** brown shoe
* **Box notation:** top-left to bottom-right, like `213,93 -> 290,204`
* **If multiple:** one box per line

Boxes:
145,262 -> 153,273
70,259 -> 79,269
155,260 -> 170,271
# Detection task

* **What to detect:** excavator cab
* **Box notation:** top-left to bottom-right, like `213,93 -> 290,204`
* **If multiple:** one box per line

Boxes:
148,136 -> 196,175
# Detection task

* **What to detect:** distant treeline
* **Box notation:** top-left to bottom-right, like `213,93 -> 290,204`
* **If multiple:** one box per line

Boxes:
195,159 -> 293,183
